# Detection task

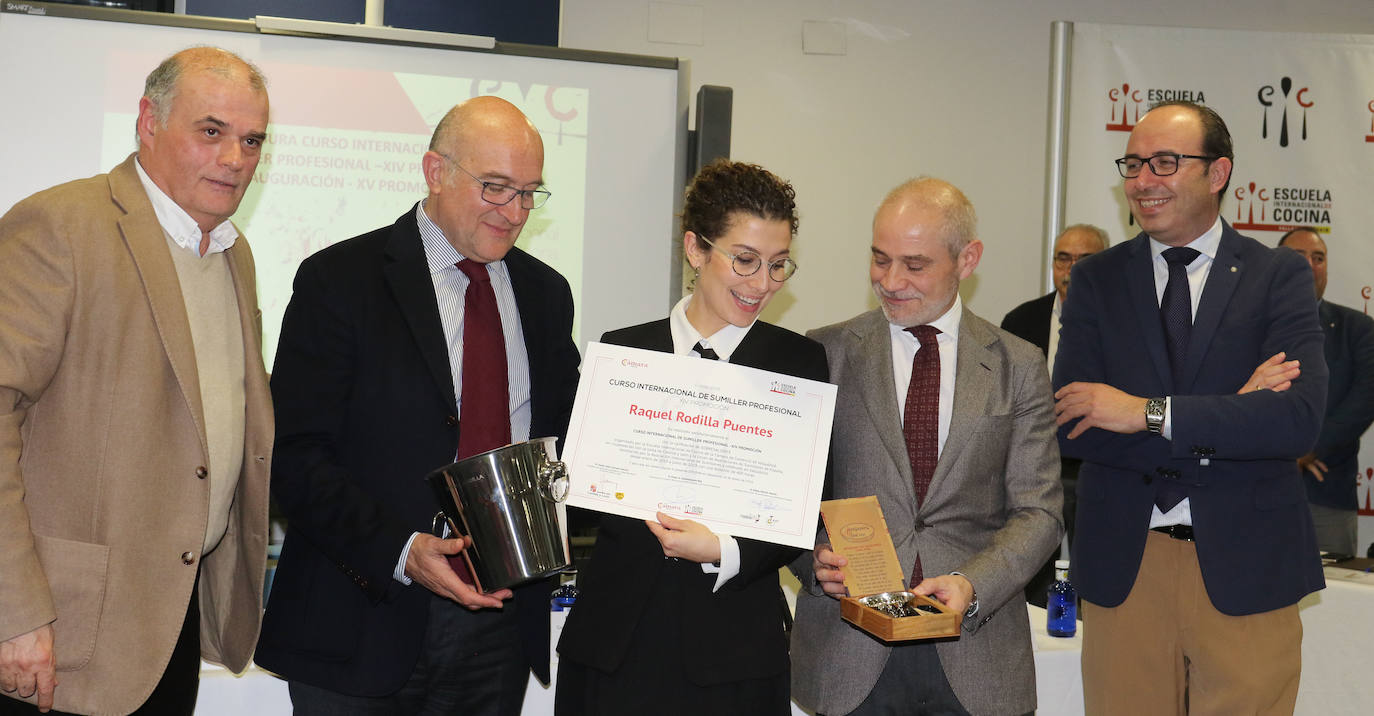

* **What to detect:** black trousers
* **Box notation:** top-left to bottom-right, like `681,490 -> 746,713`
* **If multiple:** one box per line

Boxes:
0,579 -> 201,716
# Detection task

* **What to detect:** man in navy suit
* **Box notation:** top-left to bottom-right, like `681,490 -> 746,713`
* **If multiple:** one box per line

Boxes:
257,97 -> 580,714
1277,227 -> 1374,557
1053,101 -> 1326,715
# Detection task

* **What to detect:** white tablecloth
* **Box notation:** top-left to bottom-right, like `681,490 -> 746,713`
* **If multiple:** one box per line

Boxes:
197,569 -> 1373,716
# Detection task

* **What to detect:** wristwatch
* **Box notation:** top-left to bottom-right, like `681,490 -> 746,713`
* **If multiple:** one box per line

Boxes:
1144,397 -> 1167,435
949,571 -> 979,618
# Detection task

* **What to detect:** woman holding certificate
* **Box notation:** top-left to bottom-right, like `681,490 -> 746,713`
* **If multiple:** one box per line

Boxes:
555,161 -> 828,715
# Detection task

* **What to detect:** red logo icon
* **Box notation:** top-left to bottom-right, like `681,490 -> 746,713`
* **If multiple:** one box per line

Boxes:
1107,83 -> 1144,132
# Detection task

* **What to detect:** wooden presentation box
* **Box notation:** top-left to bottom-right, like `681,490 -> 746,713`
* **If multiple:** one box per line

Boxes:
821,496 -> 961,642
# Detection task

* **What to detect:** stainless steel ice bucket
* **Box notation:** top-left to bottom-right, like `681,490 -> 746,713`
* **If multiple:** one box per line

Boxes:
426,437 -> 571,593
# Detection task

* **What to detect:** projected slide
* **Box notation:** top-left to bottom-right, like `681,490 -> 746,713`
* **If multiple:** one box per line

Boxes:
98,53 -> 589,368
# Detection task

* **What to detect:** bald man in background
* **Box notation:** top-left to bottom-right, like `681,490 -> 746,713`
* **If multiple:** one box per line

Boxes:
1001,223 -> 1109,605
0,48 -> 272,715
257,97 -> 580,714
1277,227 -> 1374,557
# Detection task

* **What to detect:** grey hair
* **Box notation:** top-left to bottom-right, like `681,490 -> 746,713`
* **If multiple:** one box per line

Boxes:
1059,223 -> 1110,250
876,176 -> 978,257
143,46 -> 267,128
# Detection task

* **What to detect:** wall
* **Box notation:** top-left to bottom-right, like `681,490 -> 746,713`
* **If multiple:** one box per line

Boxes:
560,0 -> 1374,333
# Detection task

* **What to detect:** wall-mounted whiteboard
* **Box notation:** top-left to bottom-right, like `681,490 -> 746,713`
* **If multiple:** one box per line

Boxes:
0,4 -> 688,366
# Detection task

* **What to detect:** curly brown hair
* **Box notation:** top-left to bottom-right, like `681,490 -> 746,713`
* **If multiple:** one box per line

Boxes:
682,160 -> 797,253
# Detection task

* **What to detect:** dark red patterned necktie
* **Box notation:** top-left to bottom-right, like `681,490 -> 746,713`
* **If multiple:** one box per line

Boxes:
449,259 -> 511,584
904,325 -> 941,587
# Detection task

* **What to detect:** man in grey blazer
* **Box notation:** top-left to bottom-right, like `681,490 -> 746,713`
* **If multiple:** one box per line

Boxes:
791,177 -> 1063,716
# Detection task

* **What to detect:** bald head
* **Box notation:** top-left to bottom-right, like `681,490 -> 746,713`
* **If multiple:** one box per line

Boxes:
874,177 -> 978,259
429,96 -> 543,167
421,96 -> 546,263
143,47 -> 267,131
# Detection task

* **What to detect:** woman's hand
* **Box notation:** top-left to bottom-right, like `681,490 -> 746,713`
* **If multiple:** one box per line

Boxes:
646,511 -> 722,564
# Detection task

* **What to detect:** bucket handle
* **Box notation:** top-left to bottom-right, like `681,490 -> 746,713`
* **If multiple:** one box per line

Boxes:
539,460 -> 569,503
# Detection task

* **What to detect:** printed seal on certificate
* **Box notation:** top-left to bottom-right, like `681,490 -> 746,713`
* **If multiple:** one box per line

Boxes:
819,496 -> 960,642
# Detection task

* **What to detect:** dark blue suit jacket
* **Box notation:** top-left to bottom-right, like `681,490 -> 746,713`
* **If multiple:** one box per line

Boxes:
1053,221 -> 1327,616
256,207 -> 580,695
1304,299 -> 1374,510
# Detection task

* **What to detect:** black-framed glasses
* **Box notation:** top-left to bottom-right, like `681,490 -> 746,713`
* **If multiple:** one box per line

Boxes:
1115,153 -> 1217,178
1052,251 -> 1097,268
435,152 -> 551,209
699,236 -> 798,282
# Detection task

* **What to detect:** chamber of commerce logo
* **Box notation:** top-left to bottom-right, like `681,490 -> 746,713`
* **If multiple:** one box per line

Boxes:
1105,84 -> 1206,132
1257,77 -> 1312,147
1231,181 -> 1332,234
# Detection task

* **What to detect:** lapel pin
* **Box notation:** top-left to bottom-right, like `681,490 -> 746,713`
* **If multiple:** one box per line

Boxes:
1229,266 -> 1237,272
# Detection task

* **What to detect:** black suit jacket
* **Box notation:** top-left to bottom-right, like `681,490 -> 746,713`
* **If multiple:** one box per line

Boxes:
556,318 -> 828,690
1305,299 -> 1374,510
1055,221 -> 1326,615
1000,291 -> 1056,357
256,207 -> 580,695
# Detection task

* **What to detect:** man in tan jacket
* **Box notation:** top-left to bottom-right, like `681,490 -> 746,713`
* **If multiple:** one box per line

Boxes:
0,47 -> 273,715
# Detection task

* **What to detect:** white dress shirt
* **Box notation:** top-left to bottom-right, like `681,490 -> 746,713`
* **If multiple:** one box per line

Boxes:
888,294 -> 964,457
1148,215 -> 1223,529
668,294 -> 744,591
134,156 -> 239,255
394,201 -> 535,584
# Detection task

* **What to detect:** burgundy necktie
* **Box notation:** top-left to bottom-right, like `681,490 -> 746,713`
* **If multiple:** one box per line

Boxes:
903,325 -> 941,587
449,259 -> 511,584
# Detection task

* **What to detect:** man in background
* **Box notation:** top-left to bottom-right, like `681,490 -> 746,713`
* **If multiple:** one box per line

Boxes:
0,48 -> 273,715
1277,227 -> 1374,557
257,96 -> 580,715
791,177 -> 1062,716
1002,222 -> 1109,604
1054,100 -> 1326,715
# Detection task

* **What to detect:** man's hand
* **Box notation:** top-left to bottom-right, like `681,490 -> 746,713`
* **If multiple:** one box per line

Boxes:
0,624 -> 57,712
404,533 -> 513,609
645,512 -> 721,564
912,573 -> 975,617
1054,382 -> 1148,438
1239,352 -> 1300,394
1297,452 -> 1328,482
812,543 -> 850,598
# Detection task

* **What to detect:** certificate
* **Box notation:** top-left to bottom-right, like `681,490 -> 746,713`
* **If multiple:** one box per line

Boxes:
562,342 -> 836,549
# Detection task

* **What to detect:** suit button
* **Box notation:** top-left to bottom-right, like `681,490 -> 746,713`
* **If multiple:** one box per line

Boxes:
913,519 -> 926,532
445,414 -> 458,427
195,466 -> 208,479
181,551 -> 196,565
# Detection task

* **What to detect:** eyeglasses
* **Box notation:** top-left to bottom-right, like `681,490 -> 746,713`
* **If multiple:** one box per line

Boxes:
1052,252 -> 1097,268
699,236 -> 798,282
1115,153 -> 1217,178
435,152 -> 551,209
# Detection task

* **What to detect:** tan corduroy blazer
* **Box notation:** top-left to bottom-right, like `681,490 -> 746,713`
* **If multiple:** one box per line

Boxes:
0,154 -> 272,715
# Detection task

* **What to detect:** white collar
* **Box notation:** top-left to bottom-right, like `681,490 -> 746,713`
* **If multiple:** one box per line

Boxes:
134,156 -> 238,256
669,294 -> 753,361
1148,215 -> 1223,262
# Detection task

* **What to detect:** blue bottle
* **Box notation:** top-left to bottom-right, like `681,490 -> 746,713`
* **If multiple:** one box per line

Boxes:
551,582 -> 579,612
1047,559 -> 1077,637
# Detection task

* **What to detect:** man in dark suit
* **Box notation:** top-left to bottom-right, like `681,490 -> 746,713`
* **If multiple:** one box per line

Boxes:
1054,101 -> 1327,715
256,97 -> 580,714
1001,223 -> 1108,605
792,177 -> 1062,716
1277,227 -> 1374,557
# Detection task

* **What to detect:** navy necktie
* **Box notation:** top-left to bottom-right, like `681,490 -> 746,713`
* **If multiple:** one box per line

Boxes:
1156,247 -> 1199,512
1160,247 -> 1200,385
903,325 -> 941,586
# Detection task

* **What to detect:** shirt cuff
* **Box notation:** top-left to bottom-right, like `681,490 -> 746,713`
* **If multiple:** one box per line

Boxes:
700,534 -> 741,592
1162,396 -> 1173,441
394,531 -> 421,585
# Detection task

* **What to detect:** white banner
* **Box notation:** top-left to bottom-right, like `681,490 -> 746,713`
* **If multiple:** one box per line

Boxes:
1064,23 -> 1374,551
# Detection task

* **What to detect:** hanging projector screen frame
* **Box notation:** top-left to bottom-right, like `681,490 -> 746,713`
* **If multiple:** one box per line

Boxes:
0,2 -> 690,366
